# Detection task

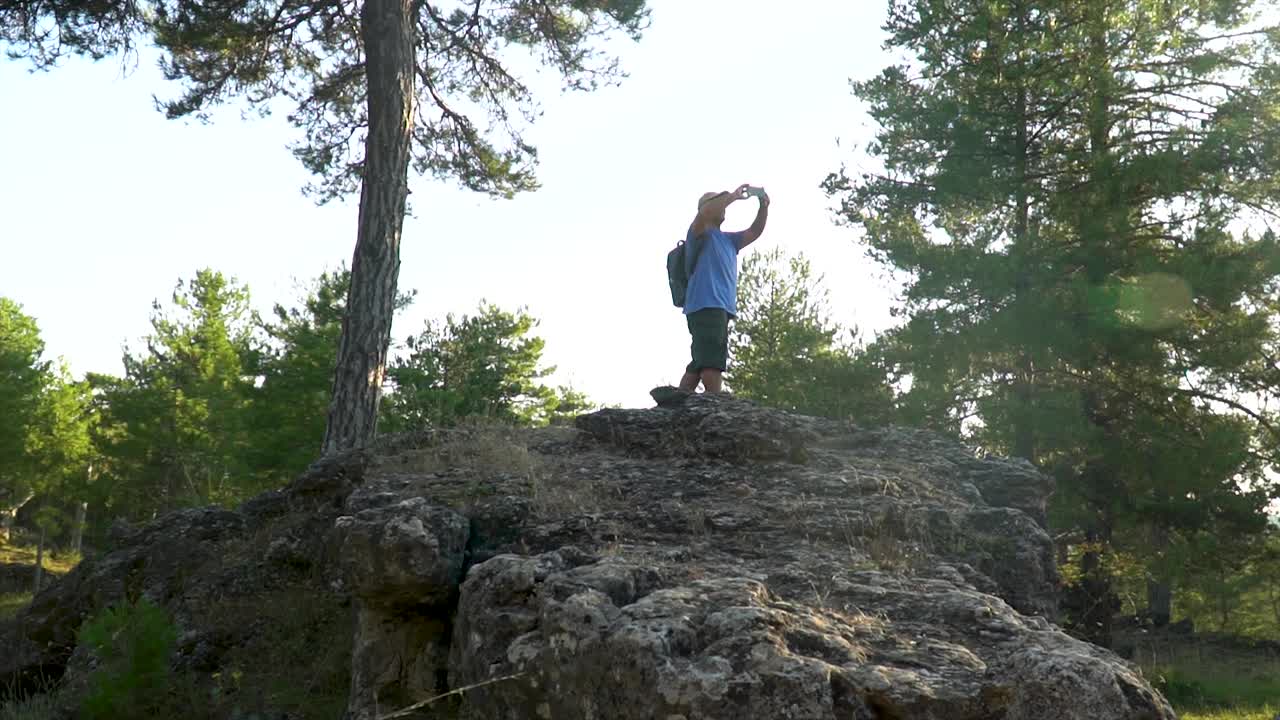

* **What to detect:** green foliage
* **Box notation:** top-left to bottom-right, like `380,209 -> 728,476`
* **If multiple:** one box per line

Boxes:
546,385 -> 599,425
249,268 -> 413,482
2,1 -> 647,203
1173,529 -> 1280,639
384,302 -> 580,429
26,363 -> 95,535
1156,666 -> 1280,714
0,298 -> 49,517
828,0 -> 1280,638
0,267 -> 593,543
0,301 -> 94,548
728,249 -> 894,423
92,270 -> 261,519
248,270 -> 349,481
1131,612 -> 1280,718
151,0 -> 649,201
1150,661 -> 1280,716
78,597 -> 178,720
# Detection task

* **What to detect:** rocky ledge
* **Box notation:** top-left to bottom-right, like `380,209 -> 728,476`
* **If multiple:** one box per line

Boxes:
0,395 -> 1174,719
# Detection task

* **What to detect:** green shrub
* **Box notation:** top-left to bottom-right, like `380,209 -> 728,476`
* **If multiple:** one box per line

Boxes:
77,597 -> 178,720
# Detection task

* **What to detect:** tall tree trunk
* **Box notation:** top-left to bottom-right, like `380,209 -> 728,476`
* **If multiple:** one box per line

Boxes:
1216,562 -> 1232,630
1077,525 -> 1115,648
1146,578 -> 1172,627
1068,0 -> 1119,651
1011,0 -> 1035,464
71,500 -> 88,557
1064,462 -> 1117,648
0,491 -> 35,544
1145,522 -> 1172,626
32,525 -> 45,594
322,0 -> 417,455
1269,579 -> 1280,627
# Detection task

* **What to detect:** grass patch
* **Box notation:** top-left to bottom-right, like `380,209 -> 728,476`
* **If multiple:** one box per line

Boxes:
1180,710 -> 1278,720
1133,633 -> 1280,719
1150,667 -> 1280,715
0,592 -> 31,620
0,541 -> 80,575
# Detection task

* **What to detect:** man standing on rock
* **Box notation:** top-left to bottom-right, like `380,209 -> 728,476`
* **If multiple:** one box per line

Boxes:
672,184 -> 770,397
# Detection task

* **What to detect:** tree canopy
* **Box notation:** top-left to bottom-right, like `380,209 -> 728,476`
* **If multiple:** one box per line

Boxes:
383,301 -> 586,430
729,248 -> 894,423
828,0 -> 1280,643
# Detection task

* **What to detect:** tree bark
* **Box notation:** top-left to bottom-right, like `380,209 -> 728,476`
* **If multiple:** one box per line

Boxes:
1146,578 -> 1172,627
1145,522 -> 1172,626
322,0 -> 416,455
1011,0 -> 1035,464
71,500 -> 88,557
32,525 -> 45,594
0,490 -> 36,544
1077,530 -> 1113,647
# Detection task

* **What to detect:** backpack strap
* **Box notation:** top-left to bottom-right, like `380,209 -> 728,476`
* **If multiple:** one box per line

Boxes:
686,231 -> 710,278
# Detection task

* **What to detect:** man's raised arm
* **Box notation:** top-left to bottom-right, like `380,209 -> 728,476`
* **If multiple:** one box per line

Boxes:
691,185 -> 750,236
737,191 -> 770,250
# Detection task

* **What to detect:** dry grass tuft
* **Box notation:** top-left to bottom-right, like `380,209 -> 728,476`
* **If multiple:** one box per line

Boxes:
375,420 -> 608,520
389,422 -> 540,479
529,461 -> 603,518
0,592 -> 31,620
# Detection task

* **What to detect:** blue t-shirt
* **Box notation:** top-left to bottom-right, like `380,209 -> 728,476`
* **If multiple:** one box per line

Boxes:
683,226 -> 744,317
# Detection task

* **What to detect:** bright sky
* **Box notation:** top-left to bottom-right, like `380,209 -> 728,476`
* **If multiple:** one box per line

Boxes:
0,1 -> 899,410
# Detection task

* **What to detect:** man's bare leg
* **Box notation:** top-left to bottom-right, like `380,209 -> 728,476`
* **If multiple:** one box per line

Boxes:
678,371 -> 701,392
700,368 -> 724,394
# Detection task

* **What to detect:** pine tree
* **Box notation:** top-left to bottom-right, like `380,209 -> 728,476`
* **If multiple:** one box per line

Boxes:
827,0 -> 1280,642
94,270 -> 260,519
0,297 -> 49,541
24,362 -> 94,586
383,302 -> 567,429
250,268 -> 414,481
729,248 -> 893,423
2,0 -> 650,453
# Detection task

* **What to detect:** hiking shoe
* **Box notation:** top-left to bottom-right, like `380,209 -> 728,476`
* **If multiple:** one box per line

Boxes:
650,385 -> 691,407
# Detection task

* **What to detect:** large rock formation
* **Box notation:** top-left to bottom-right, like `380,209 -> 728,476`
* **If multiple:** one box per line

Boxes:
0,395 -> 1175,719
